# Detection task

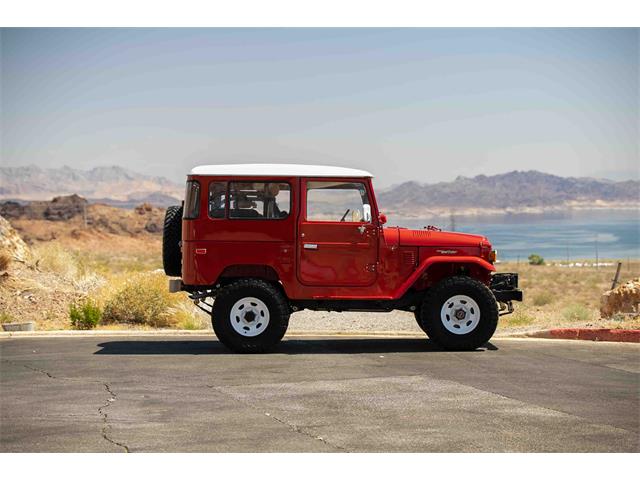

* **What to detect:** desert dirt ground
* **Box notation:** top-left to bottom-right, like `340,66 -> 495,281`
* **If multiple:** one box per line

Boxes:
1,233 -> 639,333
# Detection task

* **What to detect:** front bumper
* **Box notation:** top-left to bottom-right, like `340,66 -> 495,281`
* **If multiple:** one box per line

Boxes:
491,273 -> 523,302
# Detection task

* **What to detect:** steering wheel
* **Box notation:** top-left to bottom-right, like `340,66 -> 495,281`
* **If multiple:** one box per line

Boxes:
339,209 -> 351,222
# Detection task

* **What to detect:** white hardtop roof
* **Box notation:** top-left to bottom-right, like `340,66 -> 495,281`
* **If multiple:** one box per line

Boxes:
190,164 -> 373,178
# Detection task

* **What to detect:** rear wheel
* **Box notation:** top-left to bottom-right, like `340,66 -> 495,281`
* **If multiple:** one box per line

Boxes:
417,276 -> 498,350
212,279 -> 290,353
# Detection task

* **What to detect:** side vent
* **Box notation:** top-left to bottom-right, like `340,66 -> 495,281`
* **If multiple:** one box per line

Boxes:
401,250 -> 417,269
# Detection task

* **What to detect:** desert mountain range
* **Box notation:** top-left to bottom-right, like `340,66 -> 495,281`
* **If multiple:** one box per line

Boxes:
0,165 -> 182,206
1,165 -> 637,215
377,170 -> 638,217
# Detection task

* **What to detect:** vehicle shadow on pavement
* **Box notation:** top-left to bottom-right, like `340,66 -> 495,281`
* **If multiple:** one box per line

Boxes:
94,338 -> 498,355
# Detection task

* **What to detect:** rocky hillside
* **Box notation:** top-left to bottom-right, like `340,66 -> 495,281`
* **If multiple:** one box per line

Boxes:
0,165 -> 182,205
0,215 -> 32,264
377,171 -> 639,215
0,195 -> 166,243
0,213 -> 90,329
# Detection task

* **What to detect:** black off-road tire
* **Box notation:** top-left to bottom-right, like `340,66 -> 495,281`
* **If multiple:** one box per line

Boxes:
162,205 -> 183,276
417,276 -> 498,351
212,279 -> 290,353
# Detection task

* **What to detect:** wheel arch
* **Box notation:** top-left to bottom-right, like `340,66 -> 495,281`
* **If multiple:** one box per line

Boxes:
215,264 -> 291,298
397,256 -> 495,297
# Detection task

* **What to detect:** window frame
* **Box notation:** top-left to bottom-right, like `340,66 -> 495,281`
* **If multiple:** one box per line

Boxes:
304,180 -> 373,224
183,180 -> 201,220
207,180 -> 292,221
207,180 -> 228,220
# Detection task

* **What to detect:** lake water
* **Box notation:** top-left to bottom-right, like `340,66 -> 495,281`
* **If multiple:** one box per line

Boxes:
388,209 -> 639,261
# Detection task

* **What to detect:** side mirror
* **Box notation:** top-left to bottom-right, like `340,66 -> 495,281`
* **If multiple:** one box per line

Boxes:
379,213 -> 387,225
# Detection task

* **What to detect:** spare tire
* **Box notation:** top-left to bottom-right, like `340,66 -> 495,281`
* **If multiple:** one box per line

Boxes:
162,205 -> 183,276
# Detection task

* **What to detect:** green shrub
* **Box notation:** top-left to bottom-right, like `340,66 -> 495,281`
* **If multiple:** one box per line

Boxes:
69,299 -> 102,329
528,254 -> 545,266
502,310 -> 536,327
562,304 -> 591,323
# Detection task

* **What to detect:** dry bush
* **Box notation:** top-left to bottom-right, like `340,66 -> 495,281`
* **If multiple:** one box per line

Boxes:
532,291 -> 554,306
32,243 -> 79,279
100,271 -> 201,328
169,302 -> 209,330
72,272 -> 107,295
0,251 -> 11,271
102,272 -> 172,326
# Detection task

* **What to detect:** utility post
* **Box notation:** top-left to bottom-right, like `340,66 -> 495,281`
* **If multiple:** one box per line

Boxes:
611,262 -> 622,290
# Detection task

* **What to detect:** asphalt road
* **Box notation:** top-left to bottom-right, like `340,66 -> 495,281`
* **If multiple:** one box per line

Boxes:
1,335 -> 638,452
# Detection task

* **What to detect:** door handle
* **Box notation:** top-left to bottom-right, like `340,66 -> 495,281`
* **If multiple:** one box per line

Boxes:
303,244 -> 318,250
358,225 -> 366,234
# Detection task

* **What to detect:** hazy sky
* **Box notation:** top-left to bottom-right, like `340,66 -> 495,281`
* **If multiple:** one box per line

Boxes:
1,28 -> 638,187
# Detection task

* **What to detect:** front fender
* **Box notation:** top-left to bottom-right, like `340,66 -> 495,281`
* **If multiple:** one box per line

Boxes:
392,256 -> 495,299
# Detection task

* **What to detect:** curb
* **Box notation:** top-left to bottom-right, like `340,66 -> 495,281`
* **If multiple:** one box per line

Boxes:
0,329 -> 213,338
520,328 -> 640,343
2,329 -> 639,343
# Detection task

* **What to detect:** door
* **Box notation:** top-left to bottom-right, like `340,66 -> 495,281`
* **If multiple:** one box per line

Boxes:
297,179 -> 378,286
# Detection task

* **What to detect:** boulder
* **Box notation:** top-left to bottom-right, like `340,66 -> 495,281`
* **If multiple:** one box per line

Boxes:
600,278 -> 640,318
44,194 -> 88,220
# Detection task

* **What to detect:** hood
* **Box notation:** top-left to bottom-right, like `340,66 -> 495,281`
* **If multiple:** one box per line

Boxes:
383,226 -> 490,249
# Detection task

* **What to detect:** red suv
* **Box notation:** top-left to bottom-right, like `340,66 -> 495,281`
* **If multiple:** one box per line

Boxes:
163,164 -> 521,352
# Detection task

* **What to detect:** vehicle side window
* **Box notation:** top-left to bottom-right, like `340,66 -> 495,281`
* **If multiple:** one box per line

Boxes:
208,181 -> 227,219
229,182 -> 290,220
306,181 -> 372,222
183,180 -> 200,219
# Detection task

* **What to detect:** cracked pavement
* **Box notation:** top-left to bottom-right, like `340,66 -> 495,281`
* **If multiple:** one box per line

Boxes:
0,335 -> 639,452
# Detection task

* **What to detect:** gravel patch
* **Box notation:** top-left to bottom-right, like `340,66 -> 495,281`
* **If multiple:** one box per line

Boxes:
287,310 -> 422,333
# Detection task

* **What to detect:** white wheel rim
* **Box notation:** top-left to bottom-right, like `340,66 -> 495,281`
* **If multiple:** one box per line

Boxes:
230,297 -> 270,337
440,295 -> 481,335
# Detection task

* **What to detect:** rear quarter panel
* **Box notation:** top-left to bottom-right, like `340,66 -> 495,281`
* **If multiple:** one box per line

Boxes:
181,175 -> 297,288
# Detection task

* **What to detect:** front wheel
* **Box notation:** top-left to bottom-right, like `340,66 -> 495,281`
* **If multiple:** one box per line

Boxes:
416,276 -> 498,350
212,279 -> 290,353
